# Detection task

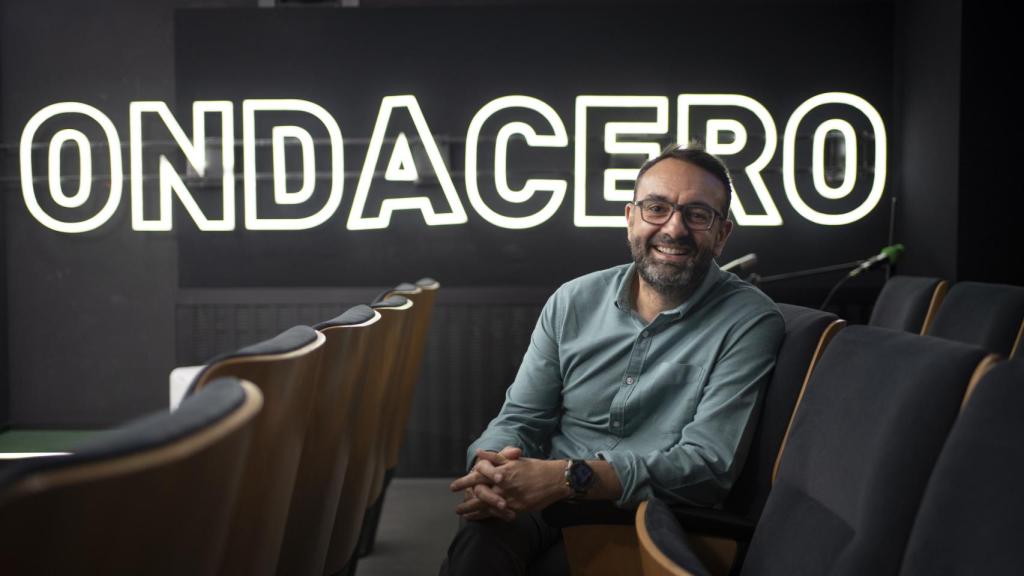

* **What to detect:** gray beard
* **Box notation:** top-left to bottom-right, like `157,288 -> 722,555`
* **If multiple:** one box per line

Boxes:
629,236 -> 713,301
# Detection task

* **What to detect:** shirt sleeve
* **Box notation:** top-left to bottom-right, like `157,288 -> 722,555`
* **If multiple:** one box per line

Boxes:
597,307 -> 784,508
466,292 -> 566,469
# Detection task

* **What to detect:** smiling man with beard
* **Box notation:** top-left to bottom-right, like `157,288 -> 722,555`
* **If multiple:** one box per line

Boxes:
441,144 -> 784,576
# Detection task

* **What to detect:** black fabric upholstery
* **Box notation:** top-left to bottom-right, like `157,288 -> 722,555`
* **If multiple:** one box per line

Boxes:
927,281 -> 1024,356
371,295 -> 410,309
868,276 -> 943,333
669,505 -> 756,542
542,501 -> 634,527
725,303 -> 838,520
0,378 -> 246,490
742,326 -> 988,576
315,304 -> 376,330
234,325 -> 317,356
186,325 -> 317,396
372,282 -> 418,304
643,498 -> 712,576
899,359 -> 1024,575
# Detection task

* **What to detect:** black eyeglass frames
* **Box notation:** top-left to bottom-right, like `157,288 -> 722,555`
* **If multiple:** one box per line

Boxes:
631,199 -> 725,230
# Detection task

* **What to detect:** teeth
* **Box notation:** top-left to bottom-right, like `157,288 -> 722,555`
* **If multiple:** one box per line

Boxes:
654,246 -> 688,255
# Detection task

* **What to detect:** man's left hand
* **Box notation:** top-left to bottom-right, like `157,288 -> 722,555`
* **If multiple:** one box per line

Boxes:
483,457 -> 572,512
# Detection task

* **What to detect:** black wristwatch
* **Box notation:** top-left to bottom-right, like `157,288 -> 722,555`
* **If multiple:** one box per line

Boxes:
564,459 -> 595,498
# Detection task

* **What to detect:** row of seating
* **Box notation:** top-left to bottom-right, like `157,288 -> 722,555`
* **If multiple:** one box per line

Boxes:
869,276 -> 1024,357
545,277 -> 1022,575
638,336 -> 1022,576
0,279 -> 439,576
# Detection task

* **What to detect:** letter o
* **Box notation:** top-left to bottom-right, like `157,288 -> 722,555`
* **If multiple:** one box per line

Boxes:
782,92 -> 886,226
20,102 -> 123,233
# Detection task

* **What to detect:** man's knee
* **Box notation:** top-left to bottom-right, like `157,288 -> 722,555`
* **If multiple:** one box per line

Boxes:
443,514 -> 560,576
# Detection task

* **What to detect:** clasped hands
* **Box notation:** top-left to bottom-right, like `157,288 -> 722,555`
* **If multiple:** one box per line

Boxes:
449,446 -> 571,522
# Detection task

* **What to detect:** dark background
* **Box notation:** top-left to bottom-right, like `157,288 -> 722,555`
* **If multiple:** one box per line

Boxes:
1,0 -> 1018,476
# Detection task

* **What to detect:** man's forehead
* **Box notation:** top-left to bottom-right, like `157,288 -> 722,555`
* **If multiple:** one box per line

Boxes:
636,159 -> 727,198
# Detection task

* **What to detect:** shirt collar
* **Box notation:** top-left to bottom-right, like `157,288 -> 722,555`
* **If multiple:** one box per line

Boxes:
614,260 -> 724,320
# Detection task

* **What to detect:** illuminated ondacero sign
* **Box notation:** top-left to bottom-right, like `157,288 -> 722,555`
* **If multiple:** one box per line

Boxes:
20,92 -> 886,234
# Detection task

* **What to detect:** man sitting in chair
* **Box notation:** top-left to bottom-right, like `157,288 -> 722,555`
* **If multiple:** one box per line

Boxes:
441,144 -> 784,575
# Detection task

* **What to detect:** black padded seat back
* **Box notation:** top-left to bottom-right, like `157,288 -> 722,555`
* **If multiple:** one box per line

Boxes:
742,326 -> 989,576
638,499 -> 712,576
186,325 -> 320,396
315,304 -> 377,330
899,359 -> 1024,576
416,277 -> 440,289
373,282 -> 419,304
0,378 -> 247,487
869,276 -> 946,334
724,304 -> 842,521
0,378 -> 261,575
927,281 -> 1024,357
371,294 -> 412,309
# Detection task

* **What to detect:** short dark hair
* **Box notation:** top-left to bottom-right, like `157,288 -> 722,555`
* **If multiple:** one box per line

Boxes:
633,142 -> 732,217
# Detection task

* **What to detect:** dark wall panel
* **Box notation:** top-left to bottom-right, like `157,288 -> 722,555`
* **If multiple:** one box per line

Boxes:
2,0 -> 188,427
957,0 -> 1023,285
0,5 -> 7,426
894,0 -> 962,280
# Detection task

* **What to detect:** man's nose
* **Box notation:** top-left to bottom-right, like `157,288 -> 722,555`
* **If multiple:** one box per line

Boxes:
660,209 -> 691,238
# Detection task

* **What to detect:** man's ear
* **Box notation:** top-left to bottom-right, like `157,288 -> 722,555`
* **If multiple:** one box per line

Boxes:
713,219 -> 734,258
624,202 -> 634,224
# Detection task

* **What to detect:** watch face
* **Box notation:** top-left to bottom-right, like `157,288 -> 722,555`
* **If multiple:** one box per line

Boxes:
571,460 -> 594,488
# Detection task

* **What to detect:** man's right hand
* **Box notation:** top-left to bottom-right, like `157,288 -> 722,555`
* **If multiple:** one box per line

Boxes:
450,446 -> 522,521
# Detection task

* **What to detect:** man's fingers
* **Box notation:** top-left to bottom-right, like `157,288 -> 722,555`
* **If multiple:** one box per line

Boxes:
455,492 -> 515,522
473,458 -> 503,483
472,483 -> 507,510
455,496 -> 488,516
449,470 -> 484,492
475,449 -> 509,466
498,446 -> 523,460
461,507 -> 515,522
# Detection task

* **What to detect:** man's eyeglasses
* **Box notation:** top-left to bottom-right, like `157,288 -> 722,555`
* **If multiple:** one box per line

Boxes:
631,199 -> 725,231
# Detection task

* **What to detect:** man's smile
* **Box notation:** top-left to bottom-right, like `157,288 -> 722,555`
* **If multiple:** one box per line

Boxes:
649,242 -> 694,264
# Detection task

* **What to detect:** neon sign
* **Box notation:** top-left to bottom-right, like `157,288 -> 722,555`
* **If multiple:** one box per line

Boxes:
20,92 -> 886,233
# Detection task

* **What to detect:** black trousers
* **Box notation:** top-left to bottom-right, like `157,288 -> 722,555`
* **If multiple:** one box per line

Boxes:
440,510 -> 569,576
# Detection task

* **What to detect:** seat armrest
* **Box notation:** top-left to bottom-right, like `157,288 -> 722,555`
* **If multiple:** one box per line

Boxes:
670,506 -> 756,542
543,501 -> 756,543
542,501 -> 634,527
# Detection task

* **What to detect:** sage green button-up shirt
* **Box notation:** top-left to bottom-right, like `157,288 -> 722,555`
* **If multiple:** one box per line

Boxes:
468,261 -> 784,508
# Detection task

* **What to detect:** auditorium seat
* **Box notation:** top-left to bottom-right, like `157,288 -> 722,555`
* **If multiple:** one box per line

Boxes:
276,306 -> 381,576
868,275 -> 947,334
358,278 -> 441,557
323,296 -> 413,576
0,378 -> 262,575
637,499 -> 711,576
898,359 -> 1024,575
926,281 -> 1024,357
638,327 -> 996,576
188,326 -> 326,576
548,304 -> 844,576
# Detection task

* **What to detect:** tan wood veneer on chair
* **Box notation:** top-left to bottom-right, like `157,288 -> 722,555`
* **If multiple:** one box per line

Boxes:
0,378 -> 262,575
276,307 -> 382,576
190,326 -> 326,576
323,296 -> 413,576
